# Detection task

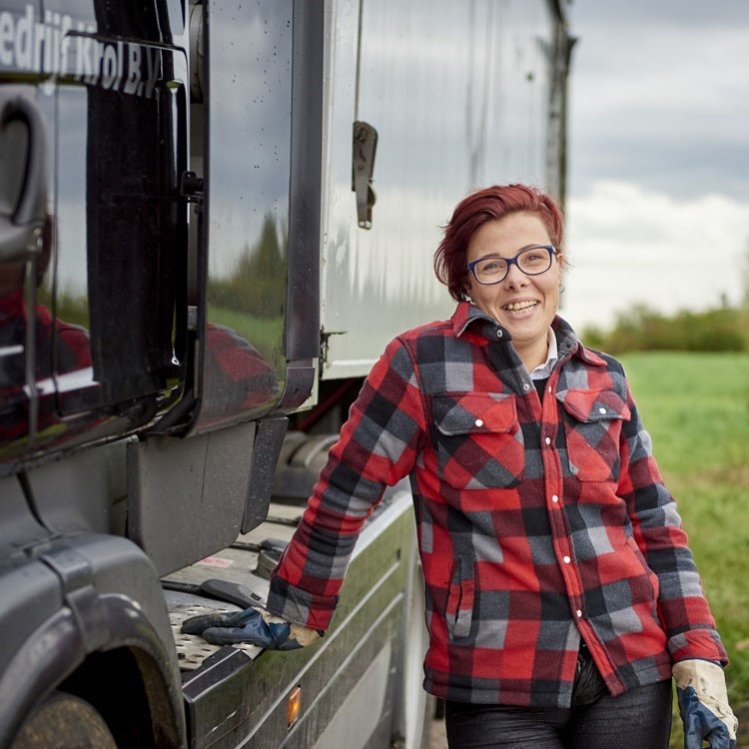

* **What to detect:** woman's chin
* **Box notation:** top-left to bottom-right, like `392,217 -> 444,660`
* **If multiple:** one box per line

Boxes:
497,309 -> 542,337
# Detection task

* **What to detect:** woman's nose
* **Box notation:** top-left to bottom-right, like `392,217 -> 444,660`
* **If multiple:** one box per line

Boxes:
503,261 -> 527,288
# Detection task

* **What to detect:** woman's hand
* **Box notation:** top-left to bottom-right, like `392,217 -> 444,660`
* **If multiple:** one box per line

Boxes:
672,659 -> 738,748
181,607 -> 321,650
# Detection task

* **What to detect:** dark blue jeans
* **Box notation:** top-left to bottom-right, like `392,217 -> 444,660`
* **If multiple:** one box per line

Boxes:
445,648 -> 672,749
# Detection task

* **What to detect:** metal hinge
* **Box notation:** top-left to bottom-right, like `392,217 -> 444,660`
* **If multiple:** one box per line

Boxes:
320,329 -> 346,368
180,170 -> 204,203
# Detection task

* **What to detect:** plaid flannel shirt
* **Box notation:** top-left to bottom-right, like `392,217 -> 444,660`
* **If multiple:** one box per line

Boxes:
269,301 -> 727,707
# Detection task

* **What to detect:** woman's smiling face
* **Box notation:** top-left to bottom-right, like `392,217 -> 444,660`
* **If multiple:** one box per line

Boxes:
465,211 -> 563,369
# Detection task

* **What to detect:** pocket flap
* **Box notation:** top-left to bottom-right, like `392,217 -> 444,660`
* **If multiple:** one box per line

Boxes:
556,388 -> 630,423
433,393 -> 517,436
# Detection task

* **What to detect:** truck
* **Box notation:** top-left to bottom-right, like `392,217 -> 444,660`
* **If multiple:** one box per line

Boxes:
0,1 -> 572,747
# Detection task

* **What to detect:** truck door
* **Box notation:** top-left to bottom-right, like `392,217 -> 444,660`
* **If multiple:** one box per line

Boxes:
190,0 -> 322,432
0,1 -> 190,468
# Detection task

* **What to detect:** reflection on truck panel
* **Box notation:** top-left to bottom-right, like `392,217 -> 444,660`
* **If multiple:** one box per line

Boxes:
0,1 -> 570,747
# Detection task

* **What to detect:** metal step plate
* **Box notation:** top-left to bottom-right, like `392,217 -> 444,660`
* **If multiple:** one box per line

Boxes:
168,599 -> 262,671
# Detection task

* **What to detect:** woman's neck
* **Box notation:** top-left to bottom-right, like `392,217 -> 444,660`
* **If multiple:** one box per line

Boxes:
515,331 -> 552,374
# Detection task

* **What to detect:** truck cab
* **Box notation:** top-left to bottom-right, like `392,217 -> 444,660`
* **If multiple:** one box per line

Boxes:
0,1 -> 572,747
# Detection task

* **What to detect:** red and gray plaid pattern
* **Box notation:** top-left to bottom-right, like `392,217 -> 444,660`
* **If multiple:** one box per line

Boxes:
1,289 -> 91,439
269,301 -> 727,707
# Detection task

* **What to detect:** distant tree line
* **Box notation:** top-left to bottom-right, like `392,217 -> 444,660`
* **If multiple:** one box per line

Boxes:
38,285 -> 89,330
206,213 -> 287,319
31,212 -> 287,335
582,298 -> 748,354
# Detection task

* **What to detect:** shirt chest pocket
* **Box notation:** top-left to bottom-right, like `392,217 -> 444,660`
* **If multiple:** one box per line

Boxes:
432,393 -> 524,490
557,389 -> 630,483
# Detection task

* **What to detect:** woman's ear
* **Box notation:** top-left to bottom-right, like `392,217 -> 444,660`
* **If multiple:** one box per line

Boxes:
555,252 -> 566,281
556,252 -> 565,294
463,271 -> 473,298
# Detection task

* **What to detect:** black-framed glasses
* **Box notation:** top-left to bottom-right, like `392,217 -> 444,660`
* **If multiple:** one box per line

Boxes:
466,244 -> 558,285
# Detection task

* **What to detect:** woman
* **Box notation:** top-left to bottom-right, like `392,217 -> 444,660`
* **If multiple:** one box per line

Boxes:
186,185 -> 737,748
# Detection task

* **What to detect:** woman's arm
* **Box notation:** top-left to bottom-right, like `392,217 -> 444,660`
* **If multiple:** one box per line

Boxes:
267,337 -> 428,631
617,380 -> 727,665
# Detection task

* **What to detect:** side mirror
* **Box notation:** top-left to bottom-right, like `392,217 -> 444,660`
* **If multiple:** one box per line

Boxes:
0,95 -> 47,262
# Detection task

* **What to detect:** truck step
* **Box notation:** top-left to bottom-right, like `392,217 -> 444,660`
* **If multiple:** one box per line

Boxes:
168,599 -> 261,671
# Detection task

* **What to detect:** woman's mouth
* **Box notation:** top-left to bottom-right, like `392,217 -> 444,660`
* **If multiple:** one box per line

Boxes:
502,300 -> 539,312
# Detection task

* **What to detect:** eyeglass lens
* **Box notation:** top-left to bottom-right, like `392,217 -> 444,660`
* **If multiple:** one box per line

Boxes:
472,246 -> 552,284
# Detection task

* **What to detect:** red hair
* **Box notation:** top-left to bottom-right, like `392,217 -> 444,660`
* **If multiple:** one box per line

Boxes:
434,184 -> 565,301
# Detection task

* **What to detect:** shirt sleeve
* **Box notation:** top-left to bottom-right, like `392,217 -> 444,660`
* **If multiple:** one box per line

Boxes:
617,382 -> 728,666
267,336 -> 427,630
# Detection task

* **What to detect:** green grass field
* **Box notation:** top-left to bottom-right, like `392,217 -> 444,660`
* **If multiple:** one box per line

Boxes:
207,305 -> 285,365
620,352 -> 749,747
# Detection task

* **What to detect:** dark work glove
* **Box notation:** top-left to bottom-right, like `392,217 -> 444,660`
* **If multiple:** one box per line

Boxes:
181,607 -> 319,650
673,660 -> 738,749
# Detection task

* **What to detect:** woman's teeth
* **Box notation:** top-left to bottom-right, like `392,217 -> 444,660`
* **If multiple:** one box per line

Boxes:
503,300 -> 538,312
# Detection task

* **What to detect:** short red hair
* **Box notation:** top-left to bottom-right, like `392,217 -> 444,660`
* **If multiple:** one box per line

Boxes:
434,184 -> 565,301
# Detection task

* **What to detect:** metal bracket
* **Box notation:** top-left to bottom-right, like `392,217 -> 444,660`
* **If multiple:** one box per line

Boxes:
320,329 -> 346,368
38,544 -> 108,653
351,121 -> 378,229
180,170 -> 204,203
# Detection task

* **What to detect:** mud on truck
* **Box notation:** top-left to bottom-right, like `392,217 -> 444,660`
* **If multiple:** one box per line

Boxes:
0,1 -> 572,747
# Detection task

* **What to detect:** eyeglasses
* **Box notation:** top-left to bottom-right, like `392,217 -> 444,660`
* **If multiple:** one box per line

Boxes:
466,244 -> 558,285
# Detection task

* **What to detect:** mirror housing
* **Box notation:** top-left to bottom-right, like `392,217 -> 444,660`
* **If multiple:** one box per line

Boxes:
0,95 -> 46,263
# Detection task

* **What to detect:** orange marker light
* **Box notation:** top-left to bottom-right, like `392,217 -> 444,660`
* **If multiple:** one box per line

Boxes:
287,686 -> 302,727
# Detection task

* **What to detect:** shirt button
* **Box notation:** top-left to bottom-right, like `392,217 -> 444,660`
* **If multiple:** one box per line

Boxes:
544,437 -> 551,446
475,418 -> 484,428
523,383 -> 530,392
598,407 -> 607,414
496,329 -> 503,338
552,494 -> 559,503
576,610 -> 583,618
563,555 -> 571,564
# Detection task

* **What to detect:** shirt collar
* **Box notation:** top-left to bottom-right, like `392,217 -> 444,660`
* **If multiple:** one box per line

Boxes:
451,300 -> 493,336
552,315 -> 607,368
450,301 -> 607,369
529,328 -> 558,380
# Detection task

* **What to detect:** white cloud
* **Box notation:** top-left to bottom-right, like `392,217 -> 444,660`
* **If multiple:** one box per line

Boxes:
567,6 -> 749,200
561,180 -> 749,331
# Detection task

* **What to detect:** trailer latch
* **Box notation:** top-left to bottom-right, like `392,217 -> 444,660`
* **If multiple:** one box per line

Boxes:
352,121 -> 378,229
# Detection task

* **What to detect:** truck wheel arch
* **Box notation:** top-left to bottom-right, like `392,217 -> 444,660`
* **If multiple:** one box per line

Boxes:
0,538 -> 186,749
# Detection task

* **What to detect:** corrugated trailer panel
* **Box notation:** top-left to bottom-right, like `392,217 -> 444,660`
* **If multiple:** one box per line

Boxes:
320,0 -> 567,380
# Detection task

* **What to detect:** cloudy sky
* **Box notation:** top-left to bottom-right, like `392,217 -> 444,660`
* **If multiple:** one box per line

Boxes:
561,0 -> 749,330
